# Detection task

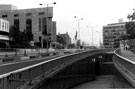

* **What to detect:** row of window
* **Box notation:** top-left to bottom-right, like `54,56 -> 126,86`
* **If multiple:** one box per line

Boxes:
104,32 -> 125,36
1,12 -> 45,18
104,36 -> 117,39
103,29 -> 125,33
13,19 -> 33,32
0,21 -> 9,32
11,18 -> 47,33
104,25 -> 125,29
104,42 -> 119,46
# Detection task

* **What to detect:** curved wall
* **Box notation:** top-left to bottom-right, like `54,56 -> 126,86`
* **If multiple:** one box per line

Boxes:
39,54 -> 99,89
114,49 -> 135,87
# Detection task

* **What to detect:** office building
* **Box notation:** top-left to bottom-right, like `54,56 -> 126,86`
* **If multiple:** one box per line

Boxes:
0,19 -> 9,47
103,22 -> 126,48
0,5 -> 56,48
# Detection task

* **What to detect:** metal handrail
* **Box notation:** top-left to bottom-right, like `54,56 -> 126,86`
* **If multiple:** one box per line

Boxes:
114,49 -> 135,64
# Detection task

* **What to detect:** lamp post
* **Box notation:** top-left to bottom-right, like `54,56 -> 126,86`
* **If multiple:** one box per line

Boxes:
86,25 -> 98,46
74,16 -> 83,48
74,16 -> 83,41
39,2 -> 56,49
92,26 -> 98,46
95,30 -> 102,47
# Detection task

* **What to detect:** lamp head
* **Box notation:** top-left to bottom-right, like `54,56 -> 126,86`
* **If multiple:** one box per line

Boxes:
39,3 -> 43,5
53,2 -> 56,4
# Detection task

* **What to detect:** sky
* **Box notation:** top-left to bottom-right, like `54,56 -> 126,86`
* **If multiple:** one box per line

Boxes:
0,0 -> 135,46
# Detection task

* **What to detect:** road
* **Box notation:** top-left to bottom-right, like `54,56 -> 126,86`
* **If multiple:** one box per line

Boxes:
0,54 -> 62,75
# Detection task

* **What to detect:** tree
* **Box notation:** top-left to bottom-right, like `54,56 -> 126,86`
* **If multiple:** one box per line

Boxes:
125,11 -> 135,39
9,25 -> 20,42
23,29 -> 33,43
57,35 -> 66,46
125,22 -> 135,36
9,25 -> 33,48
123,11 -> 135,50
68,43 -> 75,48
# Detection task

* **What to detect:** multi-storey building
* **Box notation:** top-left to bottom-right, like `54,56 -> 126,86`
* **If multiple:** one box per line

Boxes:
57,32 -> 71,48
0,19 -> 9,47
103,22 -> 126,48
0,5 -> 56,48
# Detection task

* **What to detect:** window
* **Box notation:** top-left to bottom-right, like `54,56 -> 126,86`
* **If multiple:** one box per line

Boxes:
14,19 -> 20,30
26,13 -> 32,16
2,15 -> 7,18
42,17 -> 47,35
39,36 -> 41,42
39,18 -> 41,31
14,14 -> 19,17
5,23 -> 6,30
26,19 -> 32,32
39,17 -> 47,34
2,22 -> 5,31
38,12 -> 44,15
26,19 -> 33,41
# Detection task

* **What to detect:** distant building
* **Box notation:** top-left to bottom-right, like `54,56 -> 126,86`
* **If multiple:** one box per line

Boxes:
0,5 -> 56,48
57,32 -> 71,48
103,22 -> 126,48
0,19 -> 9,47
0,4 -> 17,11
118,19 -> 124,23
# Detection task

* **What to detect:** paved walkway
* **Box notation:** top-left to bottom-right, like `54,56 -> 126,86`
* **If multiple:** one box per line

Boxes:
71,75 -> 115,89
71,49 -> 135,89
120,48 -> 135,62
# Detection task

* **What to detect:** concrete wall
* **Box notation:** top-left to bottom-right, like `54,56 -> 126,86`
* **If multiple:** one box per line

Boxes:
114,49 -> 135,87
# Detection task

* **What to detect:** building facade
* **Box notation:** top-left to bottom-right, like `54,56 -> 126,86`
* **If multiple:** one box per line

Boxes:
0,5 -> 56,48
103,22 -> 126,48
57,32 -> 71,48
0,19 -> 9,47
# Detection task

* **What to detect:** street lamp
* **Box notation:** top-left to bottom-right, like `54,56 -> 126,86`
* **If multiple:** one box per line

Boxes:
95,30 -> 102,47
39,2 -> 56,48
74,16 -> 83,48
92,26 -> 98,46
74,16 -> 83,41
86,25 -> 98,46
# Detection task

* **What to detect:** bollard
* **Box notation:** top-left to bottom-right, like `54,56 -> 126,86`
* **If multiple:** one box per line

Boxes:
5,54 -> 8,57
5,51 -> 8,57
15,50 -> 17,56
24,50 -> 27,56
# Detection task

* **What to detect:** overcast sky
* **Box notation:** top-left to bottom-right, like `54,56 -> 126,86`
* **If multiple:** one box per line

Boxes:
0,0 -> 135,46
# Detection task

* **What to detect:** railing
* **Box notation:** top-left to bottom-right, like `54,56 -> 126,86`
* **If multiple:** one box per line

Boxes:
0,48 -> 86,64
0,48 -> 87,57
0,49 -> 103,89
114,49 -> 135,87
